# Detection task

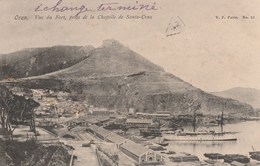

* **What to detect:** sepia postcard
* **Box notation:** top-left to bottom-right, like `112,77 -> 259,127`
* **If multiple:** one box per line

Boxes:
0,0 -> 260,165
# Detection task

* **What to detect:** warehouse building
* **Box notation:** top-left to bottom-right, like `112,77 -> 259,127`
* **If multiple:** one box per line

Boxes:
95,127 -> 112,140
87,125 -> 163,164
88,124 -> 100,135
119,140 -> 163,163
106,133 -> 127,148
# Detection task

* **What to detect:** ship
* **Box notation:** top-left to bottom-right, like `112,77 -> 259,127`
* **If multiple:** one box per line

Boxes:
154,137 -> 169,146
162,131 -> 237,141
155,141 -> 169,146
162,102 -> 237,141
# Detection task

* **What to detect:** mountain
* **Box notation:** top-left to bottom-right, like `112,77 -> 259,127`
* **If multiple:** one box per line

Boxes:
0,45 -> 94,80
212,87 -> 260,109
0,40 -> 254,115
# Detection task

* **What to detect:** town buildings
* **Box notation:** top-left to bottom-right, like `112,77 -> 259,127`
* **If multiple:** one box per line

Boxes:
88,105 -> 115,116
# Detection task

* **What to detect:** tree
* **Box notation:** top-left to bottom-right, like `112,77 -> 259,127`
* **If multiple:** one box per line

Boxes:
0,85 -> 39,138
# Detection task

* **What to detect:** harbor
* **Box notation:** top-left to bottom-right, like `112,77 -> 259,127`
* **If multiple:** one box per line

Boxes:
81,119 -> 260,165
166,120 -> 260,160
62,116 -> 260,165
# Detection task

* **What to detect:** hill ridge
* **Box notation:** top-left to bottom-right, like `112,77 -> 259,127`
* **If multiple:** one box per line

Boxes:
0,45 -> 95,80
0,40 -> 254,115
212,87 -> 260,109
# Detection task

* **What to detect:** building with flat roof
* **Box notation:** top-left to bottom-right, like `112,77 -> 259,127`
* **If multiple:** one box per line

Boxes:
126,118 -> 153,128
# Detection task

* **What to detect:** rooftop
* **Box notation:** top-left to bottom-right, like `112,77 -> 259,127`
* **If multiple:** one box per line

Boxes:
120,140 -> 150,156
126,118 -> 153,124
106,133 -> 126,144
136,113 -> 170,116
96,127 -> 112,137
70,126 -> 88,132
88,125 -> 100,132
96,117 -> 110,122
71,118 -> 85,123
85,118 -> 100,124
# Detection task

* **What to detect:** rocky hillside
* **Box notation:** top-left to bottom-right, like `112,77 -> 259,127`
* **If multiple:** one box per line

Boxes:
0,40 -> 254,115
0,45 -> 94,80
212,87 -> 260,109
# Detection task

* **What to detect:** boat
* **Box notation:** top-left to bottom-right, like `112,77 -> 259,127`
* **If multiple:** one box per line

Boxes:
156,141 -> 169,146
249,151 -> 260,156
250,153 -> 260,161
249,146 -> 260,155
249,146 -> 260,161
169,154 -> 200,162
204,153 -> 224,160
149,145 -> 167,151
224,154 -> 250,163
154,137 -> 169,146
162,103 -> 238,141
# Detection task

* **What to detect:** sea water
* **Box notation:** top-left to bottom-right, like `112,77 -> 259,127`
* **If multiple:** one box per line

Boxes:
166,121 -> 260,159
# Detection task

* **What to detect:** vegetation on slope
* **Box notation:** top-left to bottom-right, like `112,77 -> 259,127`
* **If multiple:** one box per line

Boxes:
0,139 -> 71,166
0,45 -> 94,80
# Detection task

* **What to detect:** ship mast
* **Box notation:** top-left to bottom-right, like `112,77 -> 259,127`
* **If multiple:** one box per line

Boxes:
220,103 -> 225,133
221,110 -> 224,133
187,99 -> 201,133
192,102 -> 201,132
193,109 -> 197,132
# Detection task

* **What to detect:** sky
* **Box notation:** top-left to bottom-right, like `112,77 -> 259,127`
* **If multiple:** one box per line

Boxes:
0,0 -> 260,92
